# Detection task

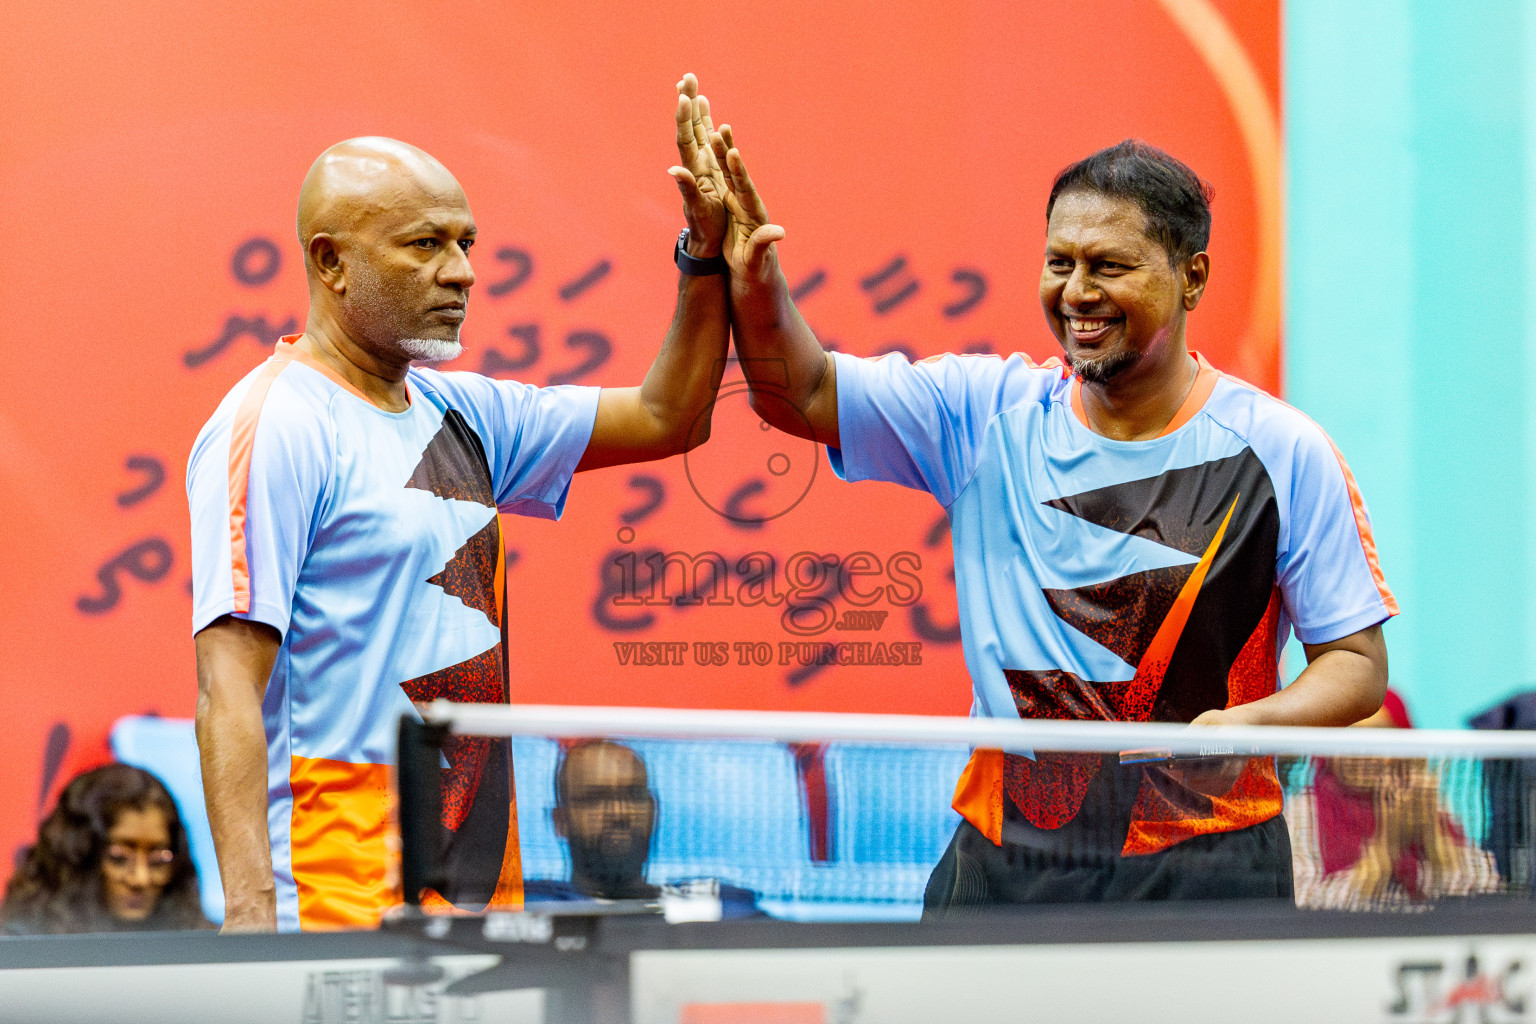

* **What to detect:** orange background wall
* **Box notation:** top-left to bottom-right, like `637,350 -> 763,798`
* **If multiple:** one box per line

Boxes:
0,0 -> 1277,870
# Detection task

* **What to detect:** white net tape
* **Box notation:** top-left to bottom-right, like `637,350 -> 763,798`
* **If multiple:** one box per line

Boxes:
422,701 -> 1536,758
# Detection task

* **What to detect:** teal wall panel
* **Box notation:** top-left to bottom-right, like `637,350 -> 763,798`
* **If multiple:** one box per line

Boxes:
1286,0 -> 1530,726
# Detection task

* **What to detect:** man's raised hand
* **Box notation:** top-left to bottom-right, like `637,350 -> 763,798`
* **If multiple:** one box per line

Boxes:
670,74 -> 728,258
709,125 -> 787,283
696,102 -> 838,448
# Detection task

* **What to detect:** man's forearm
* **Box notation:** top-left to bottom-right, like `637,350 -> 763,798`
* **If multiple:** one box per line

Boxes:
636,270 -> 730,450
1223,648 -> 1387,727
730,256 -> 837,444
1191,623 -> 1387,729
196,683 -> 276,928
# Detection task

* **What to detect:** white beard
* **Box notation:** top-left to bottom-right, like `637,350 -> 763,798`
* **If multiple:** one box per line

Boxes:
398,337 -> 463,364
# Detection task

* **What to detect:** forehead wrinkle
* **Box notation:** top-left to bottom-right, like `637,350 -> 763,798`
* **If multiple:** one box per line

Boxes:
1052,232 -> 1149,262
392,209 -> 478,238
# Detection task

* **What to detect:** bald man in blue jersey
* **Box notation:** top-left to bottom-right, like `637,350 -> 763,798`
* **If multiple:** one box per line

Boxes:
192,78 -> 743,932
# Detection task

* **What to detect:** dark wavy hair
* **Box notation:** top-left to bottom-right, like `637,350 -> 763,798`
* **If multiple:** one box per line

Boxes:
2,763 -> 209,934
1047,139 -> 1215,266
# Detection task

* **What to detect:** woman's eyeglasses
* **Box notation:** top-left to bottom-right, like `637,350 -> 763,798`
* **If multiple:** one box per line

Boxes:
103,844 -> 175,872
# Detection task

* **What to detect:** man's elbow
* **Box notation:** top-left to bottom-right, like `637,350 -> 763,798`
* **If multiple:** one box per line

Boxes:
1355,673 -> 1390,724
746,391 -> 775,428
681,418 -> 711,453
194,675 -> 236,740
651,405 -> 710,456
1365,659 -> 1390,716
1350,642 -> 1391,723
746,390 -> 806,439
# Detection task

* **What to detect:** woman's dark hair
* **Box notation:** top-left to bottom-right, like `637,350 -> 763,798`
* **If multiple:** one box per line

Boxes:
2,763 -> 209,934
1046,139 -> 1215,265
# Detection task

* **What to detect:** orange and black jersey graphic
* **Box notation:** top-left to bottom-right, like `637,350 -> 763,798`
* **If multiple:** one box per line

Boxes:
399,408 -> 521,910
1002,447 -> 1287,856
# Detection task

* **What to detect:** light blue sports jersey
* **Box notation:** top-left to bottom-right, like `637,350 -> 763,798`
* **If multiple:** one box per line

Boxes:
188,339 -> 598,929
828,349 -> 1396,853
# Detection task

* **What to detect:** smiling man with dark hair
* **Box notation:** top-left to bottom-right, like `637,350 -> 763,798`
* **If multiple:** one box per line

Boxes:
705,119 -> 1398,910
1043,140 -> 1215,386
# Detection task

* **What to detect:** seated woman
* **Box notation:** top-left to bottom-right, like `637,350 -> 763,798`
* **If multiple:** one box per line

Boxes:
1287,690 -> 1501,910
2,763 -> 209,933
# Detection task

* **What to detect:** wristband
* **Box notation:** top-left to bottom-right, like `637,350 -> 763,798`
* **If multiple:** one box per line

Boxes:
674,229 -> 727,276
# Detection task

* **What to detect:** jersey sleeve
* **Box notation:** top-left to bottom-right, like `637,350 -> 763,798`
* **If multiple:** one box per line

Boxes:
1276,423 -> 1399,644
187,363 -> 331,638
828,351 -> 1027,507
415,370 -> 600,520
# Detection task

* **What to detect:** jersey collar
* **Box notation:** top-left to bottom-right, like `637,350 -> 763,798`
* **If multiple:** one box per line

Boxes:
273,335 -> 412,410
1069,351 -> 1217,439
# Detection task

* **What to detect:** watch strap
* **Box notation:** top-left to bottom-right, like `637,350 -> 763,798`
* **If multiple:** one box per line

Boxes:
674,229 -> 727,276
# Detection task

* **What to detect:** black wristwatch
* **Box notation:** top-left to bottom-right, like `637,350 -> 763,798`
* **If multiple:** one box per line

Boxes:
674,229 -> 727,276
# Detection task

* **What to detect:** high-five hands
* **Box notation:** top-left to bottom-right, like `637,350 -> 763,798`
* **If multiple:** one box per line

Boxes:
670,75 -> 839,449
670,74 -> 729,259
710,123 -> 786,284
673,74 -> 786,282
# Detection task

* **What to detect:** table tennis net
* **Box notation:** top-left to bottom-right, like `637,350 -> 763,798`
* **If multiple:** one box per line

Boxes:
400,710 -> 1536,920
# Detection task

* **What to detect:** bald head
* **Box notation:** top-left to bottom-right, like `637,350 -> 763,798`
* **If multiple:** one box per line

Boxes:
298,137 -> 464,246
297,137 -> 477,365
557,741 -> 650,803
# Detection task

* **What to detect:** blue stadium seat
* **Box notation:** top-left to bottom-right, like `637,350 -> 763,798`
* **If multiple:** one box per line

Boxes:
629,738 -> 810,897
510,734 -> 568,882
829,743 -> 968,865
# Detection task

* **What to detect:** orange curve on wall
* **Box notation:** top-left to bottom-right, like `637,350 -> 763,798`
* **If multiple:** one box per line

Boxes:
1154,0 -> 1283,391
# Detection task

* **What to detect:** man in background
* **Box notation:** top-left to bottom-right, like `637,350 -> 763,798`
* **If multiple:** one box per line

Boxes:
525,740 -> 760,918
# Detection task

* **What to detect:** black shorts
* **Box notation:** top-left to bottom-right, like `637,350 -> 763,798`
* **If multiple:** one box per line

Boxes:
923,813 -> 1294,919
